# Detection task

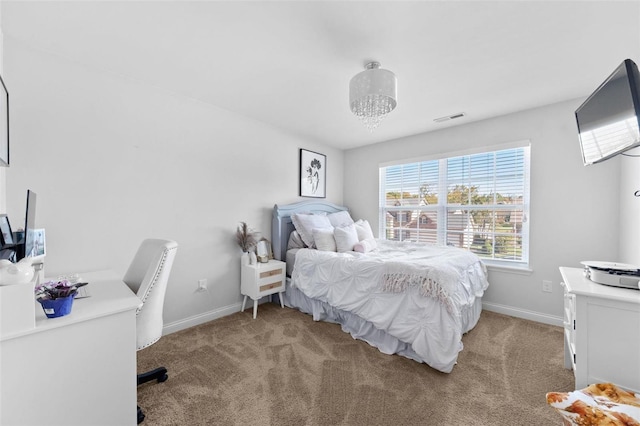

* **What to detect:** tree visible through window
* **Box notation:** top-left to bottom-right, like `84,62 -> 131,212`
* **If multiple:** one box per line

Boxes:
379,144 -> 530,266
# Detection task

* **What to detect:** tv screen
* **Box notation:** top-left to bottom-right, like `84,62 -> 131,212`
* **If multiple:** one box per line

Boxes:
575,59 -> 640,165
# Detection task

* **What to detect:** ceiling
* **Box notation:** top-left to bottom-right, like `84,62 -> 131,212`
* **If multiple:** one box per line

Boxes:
2,1 -> 640,150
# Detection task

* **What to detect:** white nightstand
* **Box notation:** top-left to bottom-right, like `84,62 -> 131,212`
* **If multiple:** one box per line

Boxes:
241,259 -> 286,319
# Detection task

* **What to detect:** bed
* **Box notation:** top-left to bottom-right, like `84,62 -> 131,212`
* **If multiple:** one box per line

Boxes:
272,200 -> 489,373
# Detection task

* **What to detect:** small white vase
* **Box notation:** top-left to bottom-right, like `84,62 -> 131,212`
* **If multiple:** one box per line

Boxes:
249,252 -> 257,265
0,258 -> 35,286
241,252 -> 250,266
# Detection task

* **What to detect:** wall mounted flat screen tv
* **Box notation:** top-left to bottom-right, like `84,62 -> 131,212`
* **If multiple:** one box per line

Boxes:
575,58 -> 640,166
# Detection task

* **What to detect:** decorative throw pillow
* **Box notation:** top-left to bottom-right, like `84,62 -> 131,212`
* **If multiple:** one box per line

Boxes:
353,238 -> 377,253
328,210 -> 354,228
313,228 -> 337,252
334,224 -> 359,253
291,213 -> 332,248
355,219 -> 375,241
546,383 -> 640,425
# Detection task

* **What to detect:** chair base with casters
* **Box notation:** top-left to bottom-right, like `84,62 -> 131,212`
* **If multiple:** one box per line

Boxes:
136,367 -> 169,424
138,367 -> 169,386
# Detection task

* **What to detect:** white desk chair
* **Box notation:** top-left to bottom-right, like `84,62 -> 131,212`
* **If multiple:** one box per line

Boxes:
123,238 -> 178,424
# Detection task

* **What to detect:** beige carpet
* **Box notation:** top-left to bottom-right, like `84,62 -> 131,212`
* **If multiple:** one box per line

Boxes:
137,304 -> 574,425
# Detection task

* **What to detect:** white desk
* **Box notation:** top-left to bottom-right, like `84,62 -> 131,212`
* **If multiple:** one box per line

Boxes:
0,270 -> 141,426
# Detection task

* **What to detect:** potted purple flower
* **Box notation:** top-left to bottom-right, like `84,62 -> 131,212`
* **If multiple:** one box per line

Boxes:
35,280 -> 87,318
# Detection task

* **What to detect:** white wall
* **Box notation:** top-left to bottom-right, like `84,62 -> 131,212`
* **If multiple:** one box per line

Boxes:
0,3 -> 5,214
344,100 -> 620,323
619,147 -> 640,265
3,38 -> 344,330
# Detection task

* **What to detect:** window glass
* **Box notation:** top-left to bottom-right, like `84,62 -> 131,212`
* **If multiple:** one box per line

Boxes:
379,144 -> 530,267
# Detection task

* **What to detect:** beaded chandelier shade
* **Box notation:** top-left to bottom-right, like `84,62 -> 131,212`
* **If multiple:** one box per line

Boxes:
349,62 -> 397,131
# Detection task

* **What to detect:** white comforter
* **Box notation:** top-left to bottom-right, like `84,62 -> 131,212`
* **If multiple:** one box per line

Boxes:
290,239 -> 489,373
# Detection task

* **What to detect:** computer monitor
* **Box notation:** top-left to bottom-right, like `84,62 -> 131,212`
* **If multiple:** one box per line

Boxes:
0,213 -> 15,261
24,190 -> 37,258
15,190 -> 37,261
0,214 -> 13,247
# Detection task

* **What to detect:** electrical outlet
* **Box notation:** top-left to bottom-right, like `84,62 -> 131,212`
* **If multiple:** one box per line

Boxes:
197,278 -> 208,292
542,280 -> 552,293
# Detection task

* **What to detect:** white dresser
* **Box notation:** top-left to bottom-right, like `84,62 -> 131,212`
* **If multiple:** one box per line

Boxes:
560,267 -> 640,392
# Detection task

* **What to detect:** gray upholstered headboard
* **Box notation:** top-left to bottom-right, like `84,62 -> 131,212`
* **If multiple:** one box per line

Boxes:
272,200 -> 348,261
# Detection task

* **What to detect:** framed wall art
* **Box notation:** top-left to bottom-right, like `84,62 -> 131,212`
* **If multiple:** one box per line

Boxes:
299,149 -> 326,198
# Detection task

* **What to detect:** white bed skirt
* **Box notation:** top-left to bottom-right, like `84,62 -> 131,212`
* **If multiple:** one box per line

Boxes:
283,278 -> 483,366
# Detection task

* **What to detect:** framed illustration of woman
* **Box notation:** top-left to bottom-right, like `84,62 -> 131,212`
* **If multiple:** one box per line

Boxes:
299,149 -> 326,198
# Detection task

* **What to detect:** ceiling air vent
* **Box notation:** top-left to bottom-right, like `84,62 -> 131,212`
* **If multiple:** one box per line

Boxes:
433,112 -> 466,123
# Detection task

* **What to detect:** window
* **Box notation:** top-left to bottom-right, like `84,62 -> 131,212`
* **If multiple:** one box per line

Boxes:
379,143 -> 530,267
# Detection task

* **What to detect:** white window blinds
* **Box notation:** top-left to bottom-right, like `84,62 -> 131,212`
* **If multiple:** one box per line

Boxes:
379,144 -> 530,266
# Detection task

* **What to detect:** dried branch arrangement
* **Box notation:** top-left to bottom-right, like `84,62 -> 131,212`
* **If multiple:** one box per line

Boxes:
236,222 -> 259,253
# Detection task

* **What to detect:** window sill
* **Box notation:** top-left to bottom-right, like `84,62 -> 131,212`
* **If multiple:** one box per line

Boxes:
484,263 -> 533,275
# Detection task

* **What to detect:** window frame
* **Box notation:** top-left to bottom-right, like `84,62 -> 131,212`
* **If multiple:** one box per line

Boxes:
379,141 -> 531,269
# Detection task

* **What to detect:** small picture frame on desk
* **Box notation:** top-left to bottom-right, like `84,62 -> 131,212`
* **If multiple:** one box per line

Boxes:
0,214 -> 14,246
32,228 -> 46,257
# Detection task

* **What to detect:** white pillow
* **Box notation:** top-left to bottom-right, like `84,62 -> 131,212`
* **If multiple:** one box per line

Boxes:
287,231 -> 307,250
355,219 -> 375,241
291,213 -> 332,248
353,238 -> 377,253
334,224 -> 359,253
328,210 -> 354,228
313,228 -> 337,252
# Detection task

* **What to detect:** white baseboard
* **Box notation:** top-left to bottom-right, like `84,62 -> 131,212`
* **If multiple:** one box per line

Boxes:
482,301 -> 563,327
163,302 -> 243,336
162,300 -> 564,337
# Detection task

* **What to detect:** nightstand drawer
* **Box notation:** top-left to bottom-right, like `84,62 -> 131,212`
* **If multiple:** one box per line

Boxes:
260,281 -> 283,292
260,269 -> 282,279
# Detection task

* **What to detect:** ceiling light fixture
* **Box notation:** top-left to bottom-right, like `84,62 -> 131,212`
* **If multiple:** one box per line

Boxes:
349,61 -> 397,131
